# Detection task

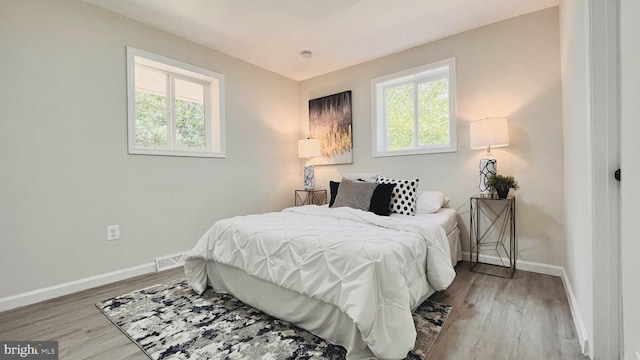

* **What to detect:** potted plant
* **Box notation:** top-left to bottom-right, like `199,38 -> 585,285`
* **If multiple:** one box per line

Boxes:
486,174 -> 519,199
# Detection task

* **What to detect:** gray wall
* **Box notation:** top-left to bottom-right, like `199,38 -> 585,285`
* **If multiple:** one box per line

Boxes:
621,0 -> 640,357
299,8 -> 565,267
0,2 -> 566,306
0,0 -> 300,298
559,0 -> 593,353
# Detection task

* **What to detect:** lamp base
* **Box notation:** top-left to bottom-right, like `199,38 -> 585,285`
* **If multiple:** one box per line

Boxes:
479,155 -> 497,194
303,163 -> 314,190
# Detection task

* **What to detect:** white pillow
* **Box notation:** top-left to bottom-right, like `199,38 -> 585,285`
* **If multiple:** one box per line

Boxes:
415,191 -> 447,214
342,173 -> 378,183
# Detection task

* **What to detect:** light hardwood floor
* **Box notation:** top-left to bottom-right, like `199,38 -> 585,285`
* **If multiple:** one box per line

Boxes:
0,262 -> 587,360
430,262 -> 588,360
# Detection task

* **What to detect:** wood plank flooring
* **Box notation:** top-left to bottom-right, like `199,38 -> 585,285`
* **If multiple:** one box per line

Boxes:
0,268 -> 184,360
429,262 -> 588,360
0,262 -> 587,360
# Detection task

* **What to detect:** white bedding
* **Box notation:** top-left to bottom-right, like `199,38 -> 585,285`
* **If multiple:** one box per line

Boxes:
393,207 -> 462,266
394,207 -> 459,234
185,206 -> 456,359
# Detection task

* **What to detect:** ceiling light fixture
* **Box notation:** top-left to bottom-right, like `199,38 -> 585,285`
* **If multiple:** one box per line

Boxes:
300,50 -> 312,59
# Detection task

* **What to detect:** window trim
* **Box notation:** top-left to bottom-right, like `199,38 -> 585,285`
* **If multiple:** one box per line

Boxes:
371,58 -> 457,157
126,46 -> 226,158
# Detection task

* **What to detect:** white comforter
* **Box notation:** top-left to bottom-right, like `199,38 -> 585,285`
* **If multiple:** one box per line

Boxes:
185,206 -> 455,359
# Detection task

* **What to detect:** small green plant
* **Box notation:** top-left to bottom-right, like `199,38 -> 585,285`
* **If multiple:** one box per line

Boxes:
487,174 -> 519,198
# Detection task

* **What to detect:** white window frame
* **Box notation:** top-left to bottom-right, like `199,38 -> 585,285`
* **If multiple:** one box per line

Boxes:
126,46 -> 226,158
371,58 -> 457,157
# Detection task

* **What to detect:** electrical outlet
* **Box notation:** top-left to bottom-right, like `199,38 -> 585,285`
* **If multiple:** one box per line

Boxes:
107,225 -> 120,241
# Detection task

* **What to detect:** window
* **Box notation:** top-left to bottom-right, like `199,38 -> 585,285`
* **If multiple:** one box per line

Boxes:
127,47 -> 225,158
371,58 -> 456,157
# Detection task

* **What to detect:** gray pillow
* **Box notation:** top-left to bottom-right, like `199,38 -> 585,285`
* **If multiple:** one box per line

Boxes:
332,178 -> 378,211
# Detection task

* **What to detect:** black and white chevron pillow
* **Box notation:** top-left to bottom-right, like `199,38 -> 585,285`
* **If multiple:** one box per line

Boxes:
376,176 -> 419,215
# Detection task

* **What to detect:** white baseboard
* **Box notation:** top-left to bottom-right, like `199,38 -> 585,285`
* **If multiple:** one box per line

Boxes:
461,251 -> 591,358
1,251 -> 593,359
0,262 -> 156,313
461,252 -> 564,276
560,268 -> 591,358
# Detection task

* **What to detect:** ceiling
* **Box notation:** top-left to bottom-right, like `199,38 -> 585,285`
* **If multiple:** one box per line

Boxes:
85,0 -> 559,81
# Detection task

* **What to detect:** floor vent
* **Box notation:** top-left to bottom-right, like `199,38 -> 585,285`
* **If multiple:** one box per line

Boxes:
155,253 -> 187,271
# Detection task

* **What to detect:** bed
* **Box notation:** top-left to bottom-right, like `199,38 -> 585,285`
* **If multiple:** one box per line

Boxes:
185,178 -> 460,360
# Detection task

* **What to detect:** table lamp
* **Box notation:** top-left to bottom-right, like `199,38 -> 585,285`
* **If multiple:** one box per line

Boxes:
298,139 -> 322,190
470,118 -> 510,195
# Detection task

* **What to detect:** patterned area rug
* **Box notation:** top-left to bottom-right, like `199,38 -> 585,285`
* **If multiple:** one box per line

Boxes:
96,279 -> 451,360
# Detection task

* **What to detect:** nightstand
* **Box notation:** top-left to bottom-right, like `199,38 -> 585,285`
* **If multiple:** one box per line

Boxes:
295,189 -> 327,206
469,195 -> 516,278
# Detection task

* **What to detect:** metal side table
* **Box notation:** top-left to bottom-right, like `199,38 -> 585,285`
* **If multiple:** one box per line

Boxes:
295,189 -> 327,206
470,195 -> 516,278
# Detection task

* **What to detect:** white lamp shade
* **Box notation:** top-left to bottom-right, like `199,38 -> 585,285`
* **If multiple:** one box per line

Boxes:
470,118 -> 510,150
298,139 -> 322,158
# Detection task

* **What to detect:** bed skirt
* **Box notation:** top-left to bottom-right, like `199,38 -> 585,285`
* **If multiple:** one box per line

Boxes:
198,223 -> 461,359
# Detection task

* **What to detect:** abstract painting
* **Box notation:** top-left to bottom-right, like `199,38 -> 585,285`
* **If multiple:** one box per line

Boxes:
309,91 -> 353,165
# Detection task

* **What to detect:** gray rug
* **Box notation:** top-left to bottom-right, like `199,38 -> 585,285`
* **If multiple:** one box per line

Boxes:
96,279 -> 451,360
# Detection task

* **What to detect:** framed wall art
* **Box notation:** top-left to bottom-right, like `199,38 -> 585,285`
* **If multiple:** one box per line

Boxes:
308,90 -> 353,165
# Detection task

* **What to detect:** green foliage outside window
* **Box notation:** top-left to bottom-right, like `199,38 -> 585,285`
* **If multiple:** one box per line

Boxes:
175,98 -> 205,148
135,92 -> 167,148
418,79 -> 449,146
135,91 -> 205,149
385,79 -> 449,150
386,84 -> 415,150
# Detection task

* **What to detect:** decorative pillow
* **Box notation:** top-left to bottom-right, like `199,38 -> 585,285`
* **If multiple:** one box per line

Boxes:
342,173 -> 378,183
415,191 -> 447,214
332,179 -> 378,211
369,183 -> 396,216
329,180 -> 340,207
330,181 -> 396,216
377,176 -> 420,215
